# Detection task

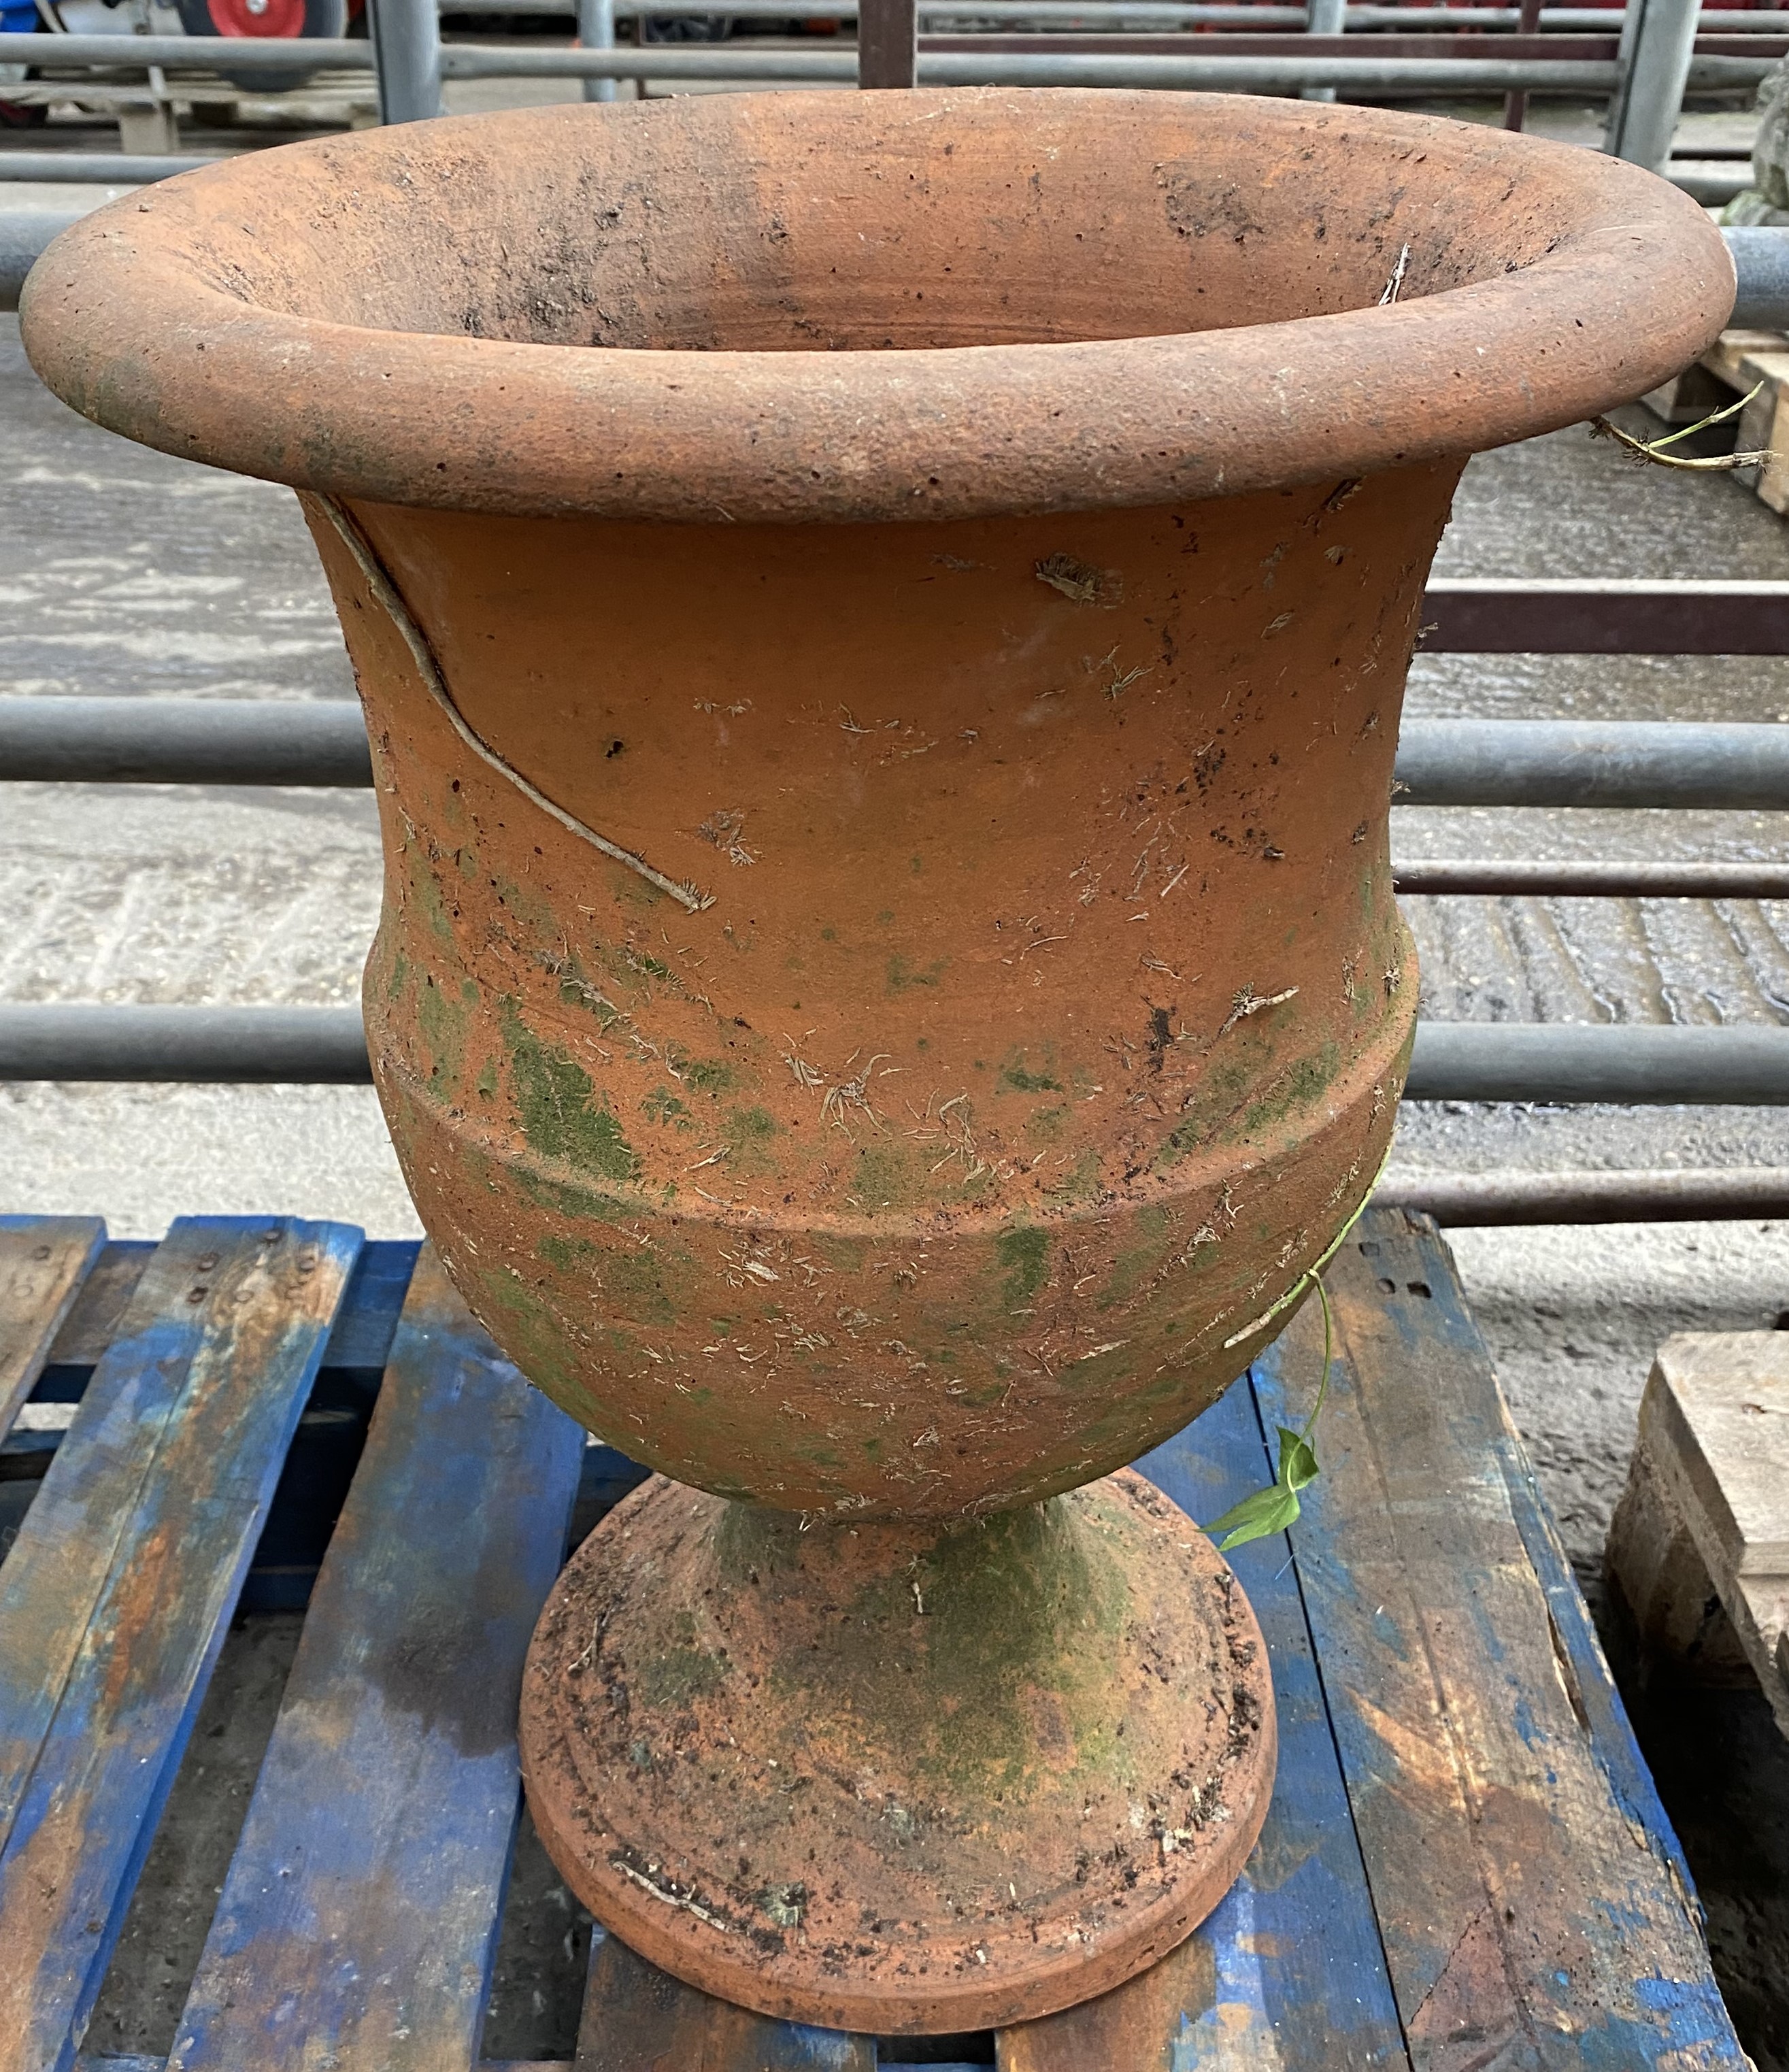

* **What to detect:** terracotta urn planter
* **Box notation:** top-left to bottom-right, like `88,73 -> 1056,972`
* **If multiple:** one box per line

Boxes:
22,87 -> 1730,2033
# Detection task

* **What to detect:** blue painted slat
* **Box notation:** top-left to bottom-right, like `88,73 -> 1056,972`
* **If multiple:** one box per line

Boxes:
1253,1209 -> 1743,2071
998,1375 -> 1407,2070
0,1217 -> 363,2072
317,1238 -> 422,1375
27,1242 -> 158,1402
575,1926 -> 876,2071
170,1245 -> 585,2072
0,1216 -> 107,1441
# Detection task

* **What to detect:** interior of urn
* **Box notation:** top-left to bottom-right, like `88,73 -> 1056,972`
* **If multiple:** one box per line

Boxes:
214,93 -> 1585,354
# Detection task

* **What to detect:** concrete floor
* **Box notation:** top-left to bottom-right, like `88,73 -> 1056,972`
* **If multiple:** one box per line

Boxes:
5,213 -> 1789,2058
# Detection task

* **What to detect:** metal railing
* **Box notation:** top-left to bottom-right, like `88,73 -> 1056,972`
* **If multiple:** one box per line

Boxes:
5,86 -> 1789,1214
0,0 -> 1769,168
5,671 -> 1789,1103
3,1006 -> 1787,1106
1374,1165 -> 1789,1221
7,702 -> 1789,808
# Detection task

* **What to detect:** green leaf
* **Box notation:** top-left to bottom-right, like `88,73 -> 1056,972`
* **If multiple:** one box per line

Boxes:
1205,1482 -> 1303,1552
1276,1425 -> 1319,1492
1203,1269 -> 1333,1555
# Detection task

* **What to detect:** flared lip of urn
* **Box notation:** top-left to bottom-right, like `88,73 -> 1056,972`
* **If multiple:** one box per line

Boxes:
22,86 -> 1731,524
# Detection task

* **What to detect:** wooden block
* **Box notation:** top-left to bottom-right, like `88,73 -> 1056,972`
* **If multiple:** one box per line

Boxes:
1617,1333 -> 1789,1736
1703,326 -> 1788,388
1252,1209 -> 1741,2071
0,1216 -> 106,1441
1729,348 -> 1789,510
1645,1335 -> 1789,1577
575,1930 -> 875,2071
1000,1373 -> 1405,2071
169,1246 -> 584,2072
0,1216 -> 363,2072
1606,1441 -> 1752,1688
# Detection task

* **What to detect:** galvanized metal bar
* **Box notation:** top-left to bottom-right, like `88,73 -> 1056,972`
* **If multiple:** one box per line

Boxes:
1392,860 -> 1789,897
929,33 -> 1609,54
3,1009 -> 1788,1101
1726,225 -> 1789,328
577,0 -> 618,100
0,31 -> 371,66
0,152 -> 222,182
0,698 -> 375,786
0,1007 -> 373,1084
1394,721 -> 1789,809
433,41 -> 853,75
8,707 -> 1789,807
1304,0 -> 1345,99
426,1 -> 1789,19
918,46 -> 1767,83
1404,1024 -> 1789,1104
367,0 -> 443,119
1373,1166 -> 1789,1223
414,40 -> 1641,83
1,210 -> 86,310
0,33 -> 1632,88
1607,0 -> 1701,170
0,31 -> 1767,90
922,50 -> 1626,84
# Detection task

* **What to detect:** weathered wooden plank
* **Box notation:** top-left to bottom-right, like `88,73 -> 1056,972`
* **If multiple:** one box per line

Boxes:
1252,1207 -> 1743,2071
0,1215 -> 106,1441
316,1237 -> 422,1376
999,1373 -> 1407,2072
26,1240 -> 157,1392
0,1217 -> 363,2072
1500,1394 -> 1718,1894
169,1246 -> 584,2072
575,1928 -> 876,2072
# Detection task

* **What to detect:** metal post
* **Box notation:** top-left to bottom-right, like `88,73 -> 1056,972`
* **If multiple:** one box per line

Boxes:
368,0 -> 442,123
1605,0 -> 1698,169
1303,0 -> 1342,98
578,0 -> 618,102
858,0 -> 916,86
1502,0 -> 1542,127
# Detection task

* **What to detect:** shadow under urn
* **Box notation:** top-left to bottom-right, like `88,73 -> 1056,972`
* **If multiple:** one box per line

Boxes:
21,86 -> 1732,2031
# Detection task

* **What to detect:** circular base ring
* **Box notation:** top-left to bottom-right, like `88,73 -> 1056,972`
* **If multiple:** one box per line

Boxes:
521,1469 -> 1275,2033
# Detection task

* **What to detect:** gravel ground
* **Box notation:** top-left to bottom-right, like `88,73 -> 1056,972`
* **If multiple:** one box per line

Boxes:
5,262 -> 1789,2060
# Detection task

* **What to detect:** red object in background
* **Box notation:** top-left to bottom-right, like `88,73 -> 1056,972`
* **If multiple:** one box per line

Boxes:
205,0 -> 308,33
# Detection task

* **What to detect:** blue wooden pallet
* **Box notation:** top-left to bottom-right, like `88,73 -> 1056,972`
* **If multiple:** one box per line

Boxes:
0,1209 -> 1745,2072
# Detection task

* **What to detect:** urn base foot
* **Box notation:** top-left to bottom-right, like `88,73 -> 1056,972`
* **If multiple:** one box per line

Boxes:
519,1468 -> 1275,2035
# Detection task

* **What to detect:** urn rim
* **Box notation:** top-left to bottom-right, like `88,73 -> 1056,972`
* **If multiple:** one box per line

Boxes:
22,86 -> 1733,522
